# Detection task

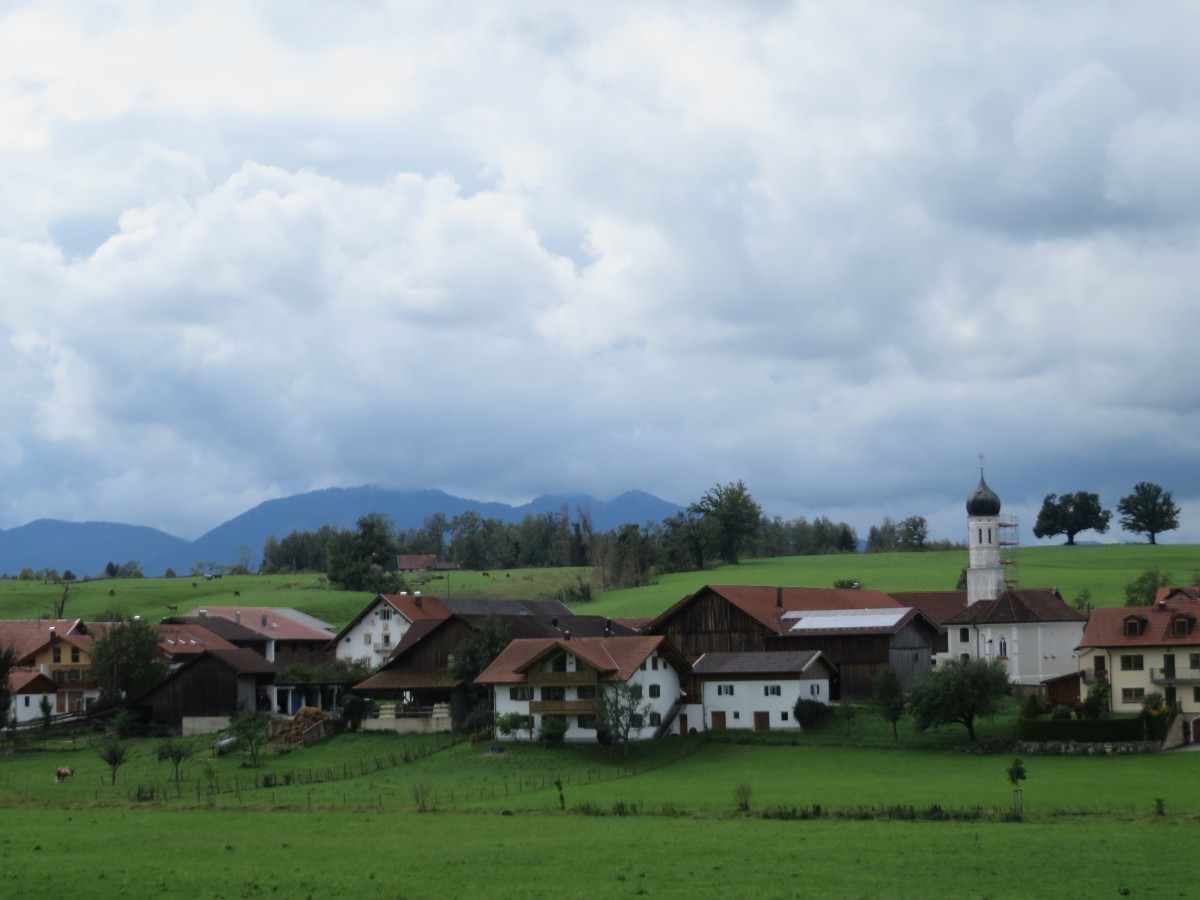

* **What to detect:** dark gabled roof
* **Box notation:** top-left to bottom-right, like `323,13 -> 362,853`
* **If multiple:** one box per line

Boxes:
649,585 -> 903,636
179,607 -> 335,642
8,667 -> 57,692
353,669 -> 464,692
944,589 -> 1085,625
1078,599 -> 1200,649
326,593 -> 451,648
691,651 -> 829,676
203,648 -> 279,675
439,598 -> 574,617
165,615 -> 268,643
889,591 -> 968,629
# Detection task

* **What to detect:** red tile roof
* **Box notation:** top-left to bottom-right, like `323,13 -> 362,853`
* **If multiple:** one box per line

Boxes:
354,669 -> 464,691
8,667 -> 57,693
182,607 -> 334,642
944,589 -> 1085,625
889,591 -> 968,628
476,635 -> 672,685
1078,599 -> 1200,649
0,620 -> 86,659
651,585 -> 903,636
156,623 -> 238,659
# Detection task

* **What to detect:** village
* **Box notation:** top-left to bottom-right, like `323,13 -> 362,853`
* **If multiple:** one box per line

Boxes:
5,474 -> 1196,752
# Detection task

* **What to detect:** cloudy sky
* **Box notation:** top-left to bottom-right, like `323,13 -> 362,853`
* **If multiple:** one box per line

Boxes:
2,1 -> 1199,547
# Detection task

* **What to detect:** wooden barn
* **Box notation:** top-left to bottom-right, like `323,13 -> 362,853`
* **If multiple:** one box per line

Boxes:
648,585 -> 939,698
128,648 -> 277,736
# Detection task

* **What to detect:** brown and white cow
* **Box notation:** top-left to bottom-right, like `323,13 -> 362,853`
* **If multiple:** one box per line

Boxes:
55,766 -> 75,783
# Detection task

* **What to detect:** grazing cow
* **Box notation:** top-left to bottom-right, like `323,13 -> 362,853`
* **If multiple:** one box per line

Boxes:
108,589 -> 115,596
55,767 -> 75,783
233,590 -> 241,597
192,582 -> 198,588
166,604 -> 178,612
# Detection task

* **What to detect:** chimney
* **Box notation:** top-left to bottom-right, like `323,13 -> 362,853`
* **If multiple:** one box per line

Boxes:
776,586 -> 783,609
235,610 -> 241,625
605,619 -> 612,636
1158,601 -> 1167,610
564,629 -> 571,641
414,595 -> 422,608
199,609 -> 207,618
49,625 -> 56,637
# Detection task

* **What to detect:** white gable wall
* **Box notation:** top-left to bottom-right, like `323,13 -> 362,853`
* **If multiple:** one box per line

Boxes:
334,598 -> 414,667
699,673 -> 828,732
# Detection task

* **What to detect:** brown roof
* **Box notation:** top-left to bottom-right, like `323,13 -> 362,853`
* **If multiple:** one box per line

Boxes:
944,589 -> 1085,626
1157,586 -> 1200,604
0,619 -> 87,659
476,635 -> 672,685
691,651 -> 827,676
15,630 -> 96,664
781,607 -> 935,637
354,669 -> 464,691
8,667 -> 57,693
651,585 -> 903,636
156,623 -> 238,659
1078,598 -> 1200,649
181,607 -> 334,642
613,617 -> 654,633
396,554 -> 439,570
889,591 -> 968,628
202,648 -> 278,675
327,593 -> 451,647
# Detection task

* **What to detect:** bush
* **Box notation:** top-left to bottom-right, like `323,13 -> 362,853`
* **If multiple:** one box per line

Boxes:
495,712 -> 526,738
538,716 -> 567,743
1050,705 -> 1073,721
1021,692 -> 1048,719
793,698 -> 832,730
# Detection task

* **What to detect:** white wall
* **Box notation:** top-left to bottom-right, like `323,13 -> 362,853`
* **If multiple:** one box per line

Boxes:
699,675 -> 828,732
13,690 -> 54,724
334,599 -> 413,666
956,622 -> 1083,685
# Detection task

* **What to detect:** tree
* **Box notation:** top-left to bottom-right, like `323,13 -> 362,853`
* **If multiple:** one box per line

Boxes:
595,681 -> 652,755
897,516 -> 929,551
0,644 -> 16,727
1032,492 -> 1111,546
872,665 -> 906,740
690,481 -> 763,564
1124,568 -> 1172,606
1117,482 -> 1180,545
907,658 -> 1011,741
227,707 -> 270,766
326,513 -> 403,592
156,739 -> 190,786
88,618 -> 167,707
450,616 -> 513,730
98,737 -> 129,785
52,585 -> 70,618
39,694 -> 52,729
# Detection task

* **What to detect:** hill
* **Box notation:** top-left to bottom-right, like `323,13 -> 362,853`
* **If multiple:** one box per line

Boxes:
0,487 -> 682,578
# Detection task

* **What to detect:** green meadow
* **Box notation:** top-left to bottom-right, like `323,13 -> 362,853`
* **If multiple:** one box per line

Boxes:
2,544 -> 1197,625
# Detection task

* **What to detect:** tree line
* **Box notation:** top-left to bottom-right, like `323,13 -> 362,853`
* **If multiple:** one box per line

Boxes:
1032,481 -> 1181,546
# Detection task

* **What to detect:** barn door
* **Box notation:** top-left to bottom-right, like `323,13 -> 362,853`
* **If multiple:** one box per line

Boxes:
678,713 -> 688,735
753,711 -> 770,732
711,711 -> 727,731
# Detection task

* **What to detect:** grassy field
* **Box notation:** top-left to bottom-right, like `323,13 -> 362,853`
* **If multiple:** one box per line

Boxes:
2,544 -> 1197,628
1,707 -> 1197,898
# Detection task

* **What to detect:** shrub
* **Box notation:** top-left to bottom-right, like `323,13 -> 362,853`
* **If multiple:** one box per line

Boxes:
1050,705 -> 1072,721
495,712 -> 526,738
1021,692 -> 1048,719
538,716 -> 567,743
793,698 -> 832,730
733,782 -> 752,812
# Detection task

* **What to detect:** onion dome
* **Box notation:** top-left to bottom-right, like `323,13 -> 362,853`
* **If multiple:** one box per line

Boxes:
966,475 -> 1001,516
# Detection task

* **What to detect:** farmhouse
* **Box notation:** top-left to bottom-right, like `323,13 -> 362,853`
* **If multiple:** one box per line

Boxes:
14,625 -> 98,713
647,585 -> 936,698
689,650 -> 834,733
8,668 -> 57,724
326,592 -> 450,667
476,635 -> 689,741
1077,596 -> 1200,740
174,607 -> 336,668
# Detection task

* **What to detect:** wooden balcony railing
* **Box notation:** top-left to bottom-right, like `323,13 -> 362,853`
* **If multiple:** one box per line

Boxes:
530,699 -> 597,715
528,670 -> 597,686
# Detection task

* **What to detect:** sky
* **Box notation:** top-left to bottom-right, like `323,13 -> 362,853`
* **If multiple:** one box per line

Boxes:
2,1 -> 1199,547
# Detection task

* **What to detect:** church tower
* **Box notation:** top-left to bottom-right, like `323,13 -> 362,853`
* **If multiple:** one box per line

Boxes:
966,466 -> 1006,605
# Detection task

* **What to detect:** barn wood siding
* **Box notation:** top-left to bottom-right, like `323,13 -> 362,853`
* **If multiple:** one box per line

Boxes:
657,591 -> 771,658
888,620 -> 934,686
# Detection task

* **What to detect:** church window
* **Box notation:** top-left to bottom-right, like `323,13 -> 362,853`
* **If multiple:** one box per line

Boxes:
997,636 -> 1008,658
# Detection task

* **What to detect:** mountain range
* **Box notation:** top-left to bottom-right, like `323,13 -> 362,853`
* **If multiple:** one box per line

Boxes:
0,487 -> 683,578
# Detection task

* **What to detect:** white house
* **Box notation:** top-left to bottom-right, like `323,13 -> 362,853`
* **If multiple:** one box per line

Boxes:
328,593 -> 450,667
9,668 -> 57,724
688,651 -> 834,733
477,635 -> 688,742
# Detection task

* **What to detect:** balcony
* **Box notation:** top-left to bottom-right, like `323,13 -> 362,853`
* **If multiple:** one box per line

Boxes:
1148,667 -> 1200,685
528,670 -> 597,686
530,699 -> 597,715
1081,670 -> 1107,685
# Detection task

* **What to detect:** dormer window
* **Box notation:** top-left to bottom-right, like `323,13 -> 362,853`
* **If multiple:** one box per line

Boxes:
1124,616 -> 1146,637
1172,615 -> 1194,636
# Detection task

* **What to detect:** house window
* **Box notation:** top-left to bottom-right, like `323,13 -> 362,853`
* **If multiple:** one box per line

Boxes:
732,711 -> 740,720
960,653 -> 970,662
648,712 -> 661,727
629,684 -> 643,700
1120,655 -> 1144,671
541,686 -> 565,702
630,714 -> 644,728
52,647 -> 61,663
997,636 -> 1007,659
577,715 -> 596,730
810,684 -> 820,696
379,608 -> 392,620
71,647 -> 80,663
717,684 -> 735,696
781,710 -> 789,721
363,633 -> 372,646
648,684 -> 661,699
1121,687 -> 1145,704
382,633 -> 391,646
1124,618 -> 1143,637
959,628 -> 970,643
576,685 -> 597,700
1173,617 -> 1191,636
1095,656 -> 1107,675
764,685 -> 782,697
1190,654 -> 1200,670
509,687 -> 531,701
24,696 -> 30,707
551,655 -> 568,673
1193,687 -> 1200,704
651,656 -> 659,671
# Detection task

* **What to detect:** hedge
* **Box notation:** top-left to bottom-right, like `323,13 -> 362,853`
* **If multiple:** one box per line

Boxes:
1016,715 -> 1159,743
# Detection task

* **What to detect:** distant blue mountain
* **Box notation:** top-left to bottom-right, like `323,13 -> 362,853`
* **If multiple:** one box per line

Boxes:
0,488 -> 683,578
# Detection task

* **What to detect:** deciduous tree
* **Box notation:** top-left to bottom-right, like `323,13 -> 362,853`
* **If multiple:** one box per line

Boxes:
907,658 -> 1010,741
1032,492 -> 1111,546
690,480 -> 762,564
1117,482 -> 1180,545
872,665 -> 906,740
88,618 -> 167,707
596,681 -> 652,755
1124,568 -> 1172,606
